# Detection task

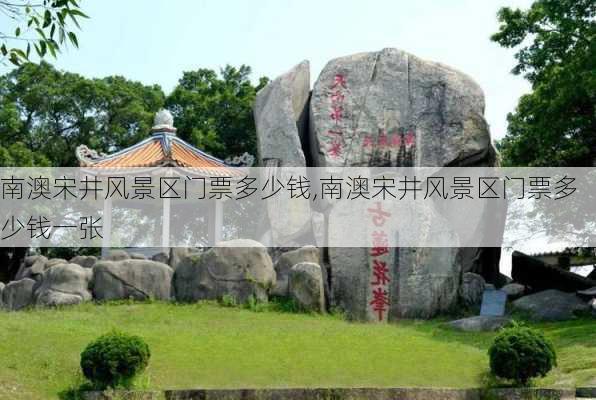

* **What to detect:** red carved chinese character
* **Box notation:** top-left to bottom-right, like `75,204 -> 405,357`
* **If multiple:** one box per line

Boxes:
370,287 -> 390,321
367,202 -> 391,226
371,230 -> 389,256
378,133 -> 388,147
331,74 -> 347,89
363,135 -> 374,148
329,138 -> 342,158
391,134 -> 401,147
371,259 -> 390,285
405,131 -> 415,147
330,91 -> 345,104
330,105 -> 343,122
327,129 -> 343,137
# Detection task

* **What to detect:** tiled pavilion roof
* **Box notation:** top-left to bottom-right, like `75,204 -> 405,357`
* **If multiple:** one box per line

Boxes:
76,110 -> 234,175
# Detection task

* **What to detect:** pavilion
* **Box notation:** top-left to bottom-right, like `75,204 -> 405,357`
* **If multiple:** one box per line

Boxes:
76,109 -> 232,257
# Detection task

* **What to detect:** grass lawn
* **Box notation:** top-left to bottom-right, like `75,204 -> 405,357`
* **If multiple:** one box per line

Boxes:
0,301 -> 594,399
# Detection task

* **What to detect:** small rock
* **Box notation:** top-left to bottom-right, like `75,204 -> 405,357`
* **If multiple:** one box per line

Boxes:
289,262 -> 325,313
447,316 -> 511,332
69,255 -> 98,269
273,246 -> 320,296
502,283 -> 526,300
2,278 -> 36,311
459,272 -> 486,307
512,289 -> 589,321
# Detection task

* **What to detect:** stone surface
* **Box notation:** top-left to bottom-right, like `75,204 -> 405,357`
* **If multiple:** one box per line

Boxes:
173,239 -> 275,304
447,316 -> 511,332
69,255 -> 98,269
577,286 -> 596,300
15,255 -> 48,281
45,258 -> 68,268
129,252 -> 147,260
0,282 -> 4,308
151,252 -> 170,265
502,283 -> 526,300
459,272 -> 485,307
93,260 -> 173,301
254,60 -> 310,167
104,250 -> 131,261
288,262 -> 325,312
512,289 -> 589,321
35,263 -> 92,306
310,48 -> 494,168
2,278 -> 36,311
273,246 -> 320,296
169,248 -> 190,270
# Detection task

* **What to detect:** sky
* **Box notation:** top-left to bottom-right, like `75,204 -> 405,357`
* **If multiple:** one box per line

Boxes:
1,0 -> 534,140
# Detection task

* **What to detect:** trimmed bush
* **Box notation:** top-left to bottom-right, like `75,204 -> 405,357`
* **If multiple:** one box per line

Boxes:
80,331 -> 150,389
488,323 -> 556,385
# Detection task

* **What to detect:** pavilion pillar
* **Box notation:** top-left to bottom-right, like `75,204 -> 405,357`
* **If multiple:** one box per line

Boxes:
208,199 -> 222,245
101,198 -> 112,258
162,197 -> 171,250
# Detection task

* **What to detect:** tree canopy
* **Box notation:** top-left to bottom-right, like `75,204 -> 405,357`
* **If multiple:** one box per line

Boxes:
166,65 -> 268,160
492,0 -> 595,166
0,0 -> 87,66
0,62 -> 268,167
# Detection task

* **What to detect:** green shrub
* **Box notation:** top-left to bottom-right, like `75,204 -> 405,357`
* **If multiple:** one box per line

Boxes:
488,323 -> 556,385
80,331 -> 150,389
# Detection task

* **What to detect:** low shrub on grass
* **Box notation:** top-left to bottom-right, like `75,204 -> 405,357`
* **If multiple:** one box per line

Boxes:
80,331 -> 150,389
488,322 -> 556,386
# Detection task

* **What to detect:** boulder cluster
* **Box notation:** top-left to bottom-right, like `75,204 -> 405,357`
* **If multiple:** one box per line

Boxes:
0,240 -> 326,313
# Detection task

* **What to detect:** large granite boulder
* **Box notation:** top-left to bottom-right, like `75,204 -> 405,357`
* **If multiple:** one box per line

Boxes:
288,262 -> 325,312
35,263 -> 92,306
173,239 -> 275,304
306,48 -> 499,320
2,278 -> 36,311
254,60 -> 310,167
459,272 -> 486,307
273,246 -> 320,296
92,260 -> 173,301
45,258 -> 68,268
512,289 -> 589,321
69,255 -> 98,269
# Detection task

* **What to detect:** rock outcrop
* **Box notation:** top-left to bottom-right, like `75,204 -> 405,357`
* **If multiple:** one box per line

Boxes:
92,260 -> 173,301
253,48 -> 503,320
173,239 -> 275,304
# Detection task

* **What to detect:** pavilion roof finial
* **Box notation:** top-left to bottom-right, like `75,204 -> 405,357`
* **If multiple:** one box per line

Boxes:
152,109 -> 176,134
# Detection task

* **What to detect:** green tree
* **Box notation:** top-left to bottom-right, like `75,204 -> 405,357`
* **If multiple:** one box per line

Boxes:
0,62 -> 165,167
492,0 -> 595,166
0,0 -> 87,66
166,65 -> 268,159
